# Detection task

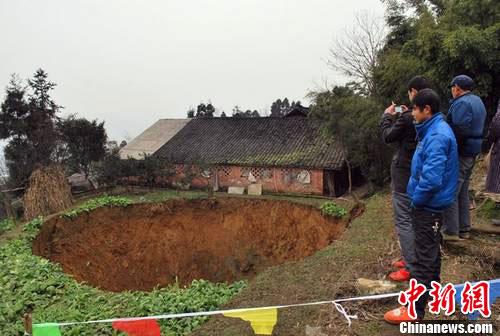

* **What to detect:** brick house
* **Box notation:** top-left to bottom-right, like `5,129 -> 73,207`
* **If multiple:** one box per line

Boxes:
121,116 -> 350,196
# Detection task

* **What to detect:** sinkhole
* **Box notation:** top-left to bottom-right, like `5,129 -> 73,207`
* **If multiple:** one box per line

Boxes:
33,198 -> 350,292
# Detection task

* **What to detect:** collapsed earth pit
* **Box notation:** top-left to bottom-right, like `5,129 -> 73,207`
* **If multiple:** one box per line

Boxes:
33,198 -> 348,292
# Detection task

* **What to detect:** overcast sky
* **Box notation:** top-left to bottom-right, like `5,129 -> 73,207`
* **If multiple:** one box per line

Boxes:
0,0 -> 385,141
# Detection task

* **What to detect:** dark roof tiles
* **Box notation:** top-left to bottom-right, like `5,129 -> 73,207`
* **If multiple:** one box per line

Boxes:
154,117 -> 344,169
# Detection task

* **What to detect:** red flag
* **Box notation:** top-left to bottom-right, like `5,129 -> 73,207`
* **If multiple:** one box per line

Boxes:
112,319 -> 161,336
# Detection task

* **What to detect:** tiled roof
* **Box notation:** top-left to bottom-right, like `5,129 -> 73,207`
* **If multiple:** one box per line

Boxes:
154,117 -> 344,169
119,119 -> 190,159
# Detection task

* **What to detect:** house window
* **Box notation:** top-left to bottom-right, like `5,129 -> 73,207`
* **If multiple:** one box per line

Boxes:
241,167 -> 251,177
250,167 -> 264,178
217,166 -> 231,177
262,168 -> 273,179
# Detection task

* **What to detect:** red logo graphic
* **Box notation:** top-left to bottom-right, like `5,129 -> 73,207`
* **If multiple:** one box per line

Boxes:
428,281 -> 456,316
460,281 -> 491,318
398,278 -> 427,319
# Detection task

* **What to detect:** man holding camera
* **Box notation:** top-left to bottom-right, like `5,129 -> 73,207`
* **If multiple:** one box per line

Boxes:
380,76 -> 430,282
442,75 -> 486,240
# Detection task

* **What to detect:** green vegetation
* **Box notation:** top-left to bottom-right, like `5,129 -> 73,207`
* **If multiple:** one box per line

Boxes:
312,0 -> 499,190
128,190 -> 207,203
320,201 -> 347,218
477,199 -> 500,220
62,196 -> 132,218
0,218 -> 15,235
0,201 -> 246,335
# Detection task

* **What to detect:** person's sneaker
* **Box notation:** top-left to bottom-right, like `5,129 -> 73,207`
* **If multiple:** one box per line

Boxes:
384,306 -> 418,324
388,269 -> 410,282
442,232 -> 461,241
392,260 -> 406,268
459,231 -> 471,239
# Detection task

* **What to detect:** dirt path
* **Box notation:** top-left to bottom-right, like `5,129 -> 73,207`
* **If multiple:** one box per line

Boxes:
189,193 -> 499,336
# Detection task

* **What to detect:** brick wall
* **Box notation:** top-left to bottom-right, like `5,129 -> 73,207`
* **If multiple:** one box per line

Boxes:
164,164 -> 323,195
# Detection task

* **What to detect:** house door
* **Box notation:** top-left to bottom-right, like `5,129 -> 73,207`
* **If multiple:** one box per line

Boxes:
323,170 -> 336,196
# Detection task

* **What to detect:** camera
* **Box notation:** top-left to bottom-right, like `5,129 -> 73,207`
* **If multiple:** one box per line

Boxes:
395,105 -> 403,114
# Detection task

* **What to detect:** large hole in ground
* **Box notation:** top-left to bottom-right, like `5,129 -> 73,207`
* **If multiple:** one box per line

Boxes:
33,198 -> 349,292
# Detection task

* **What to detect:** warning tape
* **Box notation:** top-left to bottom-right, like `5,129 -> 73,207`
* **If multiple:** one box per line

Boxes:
36,278 -> 500,328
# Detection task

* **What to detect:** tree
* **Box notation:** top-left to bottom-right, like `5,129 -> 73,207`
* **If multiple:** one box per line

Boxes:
232,105 -> 243,117
58,115 -> 107,179
220,111 -> 227,118
376,0 -> 499,119
187,108 -> 195,118
270,97 -> 293,117
0,70 -> 61,186
205,103 -> 215,117
232,106 -> 260,117
270,99 -> 282,116
328,12 -> 387,96
309,86 -> 391,194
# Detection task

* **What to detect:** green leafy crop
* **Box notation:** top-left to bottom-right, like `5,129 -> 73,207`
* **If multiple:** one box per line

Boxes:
0,218 -> 15,235
0,198 -> 247,335
62,196 -> 132,219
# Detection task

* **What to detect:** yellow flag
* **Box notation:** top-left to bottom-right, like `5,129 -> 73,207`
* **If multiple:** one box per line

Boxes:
224,308 -> 277,335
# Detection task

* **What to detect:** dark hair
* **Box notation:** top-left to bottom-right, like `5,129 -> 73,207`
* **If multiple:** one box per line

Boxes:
413,88 -> 440,114
407,76 -> 430,91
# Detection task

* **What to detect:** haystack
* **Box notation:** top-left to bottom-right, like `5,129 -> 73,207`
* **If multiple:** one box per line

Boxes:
24,165 -> 73,220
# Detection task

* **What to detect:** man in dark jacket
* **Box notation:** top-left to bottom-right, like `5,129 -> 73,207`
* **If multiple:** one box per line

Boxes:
385,89 -> 458,323
380,76 -> 430,282
442,75 -> 487,240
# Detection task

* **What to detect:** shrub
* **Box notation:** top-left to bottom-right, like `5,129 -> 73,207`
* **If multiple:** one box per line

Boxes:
0,218 -> 15,235
477,199 -> 500,220
320,202 -> 347,218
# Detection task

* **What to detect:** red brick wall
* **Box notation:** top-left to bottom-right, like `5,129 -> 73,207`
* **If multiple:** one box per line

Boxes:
163,164 -> 323,195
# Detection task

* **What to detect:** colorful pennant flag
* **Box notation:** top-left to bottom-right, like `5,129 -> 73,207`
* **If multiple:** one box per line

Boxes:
224,308 -> 277,335
112,319 -> 161,336
33,323 -> 61,336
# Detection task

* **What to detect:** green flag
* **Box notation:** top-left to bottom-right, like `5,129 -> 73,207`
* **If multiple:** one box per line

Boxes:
33,323 -> 61,336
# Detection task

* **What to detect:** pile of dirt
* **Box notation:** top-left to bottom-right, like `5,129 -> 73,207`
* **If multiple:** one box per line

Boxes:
32,198 -> 349,292
24,165 -> 73,220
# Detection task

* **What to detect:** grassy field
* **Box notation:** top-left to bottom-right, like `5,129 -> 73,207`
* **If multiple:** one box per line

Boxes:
189,193 -> 499,336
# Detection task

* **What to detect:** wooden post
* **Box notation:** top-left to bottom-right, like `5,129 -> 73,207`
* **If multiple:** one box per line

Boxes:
23,312 -> 32,335
23,305 -> 34,335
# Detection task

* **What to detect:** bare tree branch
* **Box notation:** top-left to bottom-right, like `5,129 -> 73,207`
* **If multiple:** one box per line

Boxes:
328,11 -> 387,95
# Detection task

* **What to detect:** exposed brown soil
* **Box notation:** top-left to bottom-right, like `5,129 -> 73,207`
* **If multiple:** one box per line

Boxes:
32,198 -> 348,292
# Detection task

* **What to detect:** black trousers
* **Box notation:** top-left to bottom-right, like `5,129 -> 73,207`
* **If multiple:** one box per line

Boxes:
411,208 -> 442,319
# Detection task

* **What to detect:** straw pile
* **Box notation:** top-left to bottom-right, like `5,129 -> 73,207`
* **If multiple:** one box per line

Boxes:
24,165 -> 73,220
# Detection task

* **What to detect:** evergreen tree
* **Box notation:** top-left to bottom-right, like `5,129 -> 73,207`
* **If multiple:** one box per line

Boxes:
58,115 -> 107,178
0,70 -> 61,186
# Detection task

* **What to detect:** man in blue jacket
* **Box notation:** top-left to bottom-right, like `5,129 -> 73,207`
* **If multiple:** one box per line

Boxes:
442,75 -> 486,240
385,89 -> 458,323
